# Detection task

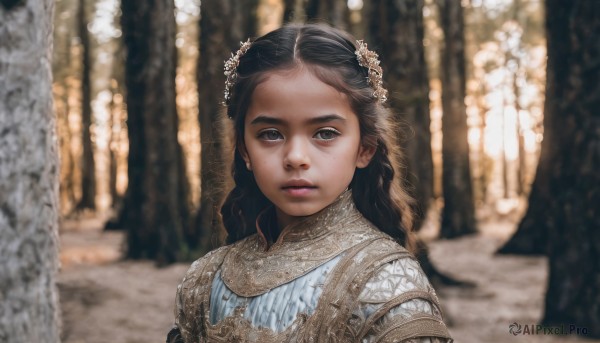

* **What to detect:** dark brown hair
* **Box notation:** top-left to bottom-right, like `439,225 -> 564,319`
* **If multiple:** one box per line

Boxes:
219,23 -> 416,252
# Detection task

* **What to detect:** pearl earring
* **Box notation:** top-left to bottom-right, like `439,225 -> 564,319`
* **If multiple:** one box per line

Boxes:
246,162 -> 252,170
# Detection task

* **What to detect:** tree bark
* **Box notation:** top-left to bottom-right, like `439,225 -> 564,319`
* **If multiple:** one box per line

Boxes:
76,0 -> 96,210
196,0 -> 258,252
538,0 -> 600,336
121,0 -> 190,264
436,0 -> 477,238
370,0 -> 434,230
0,0 -> 61,341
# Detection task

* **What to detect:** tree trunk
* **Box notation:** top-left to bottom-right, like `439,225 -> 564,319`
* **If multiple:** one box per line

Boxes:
514,67 -> 526,197
305,0 -> 349,29
108,82 -> 119,208
496,178 -> 548,255
538,0 -> 600,336
58,31 -> 77,213
513,0 -> 526,198
436,0 -> 477,238
476,83 -> 490,204
104,30 -> 127,226
196,0 -> 258,252
0,0 -> 61,341
365,0 -> 467,289
108,37 -> 125,211
76,0 -> 96,210
370,0 -> 434,230
121,0 -> 190,264
501,99 -> 509,199
283,0 -> 306,23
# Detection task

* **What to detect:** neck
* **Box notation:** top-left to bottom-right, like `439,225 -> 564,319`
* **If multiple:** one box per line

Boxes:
274,207 -> 303,236
255,188 -> 353,248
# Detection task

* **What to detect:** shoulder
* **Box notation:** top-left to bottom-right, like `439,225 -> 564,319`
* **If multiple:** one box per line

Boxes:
179,244 -> 232,288
314,235 -> 452,342
348,236 -> 436,307
173,245 -> 232,342
176,244 -> 235,306
359,256 -> 435,303
355,254 -> 453,342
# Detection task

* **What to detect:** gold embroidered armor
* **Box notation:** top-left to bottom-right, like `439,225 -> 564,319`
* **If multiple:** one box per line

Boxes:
168,190 -> 452,342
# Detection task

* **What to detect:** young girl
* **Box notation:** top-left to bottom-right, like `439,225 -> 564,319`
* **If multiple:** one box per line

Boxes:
167,24 -> 453,343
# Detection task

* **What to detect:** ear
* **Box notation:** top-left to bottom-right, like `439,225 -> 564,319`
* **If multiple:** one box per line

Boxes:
237,141 -> 252,170
356,144 -> 376,169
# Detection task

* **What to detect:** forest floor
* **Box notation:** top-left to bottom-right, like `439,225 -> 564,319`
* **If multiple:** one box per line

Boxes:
57,203 -> 599,343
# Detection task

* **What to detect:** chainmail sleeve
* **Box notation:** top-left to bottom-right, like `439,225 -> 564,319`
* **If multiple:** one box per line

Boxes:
355,257 -> 453,343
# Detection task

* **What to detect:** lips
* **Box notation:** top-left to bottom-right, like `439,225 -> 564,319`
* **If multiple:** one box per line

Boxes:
281,179 -> 317,189
282,180 -> 317,197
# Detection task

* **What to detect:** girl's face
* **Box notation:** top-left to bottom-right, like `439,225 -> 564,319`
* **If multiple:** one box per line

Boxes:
240,67 -> 375,230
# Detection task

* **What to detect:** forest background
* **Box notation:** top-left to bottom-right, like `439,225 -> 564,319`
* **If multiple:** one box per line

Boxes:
0,0 -> 598,342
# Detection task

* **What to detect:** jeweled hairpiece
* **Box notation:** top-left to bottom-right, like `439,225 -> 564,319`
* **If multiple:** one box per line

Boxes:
224,39 -> 252,105
223,38 -> 388,106
355,40 -> 388,103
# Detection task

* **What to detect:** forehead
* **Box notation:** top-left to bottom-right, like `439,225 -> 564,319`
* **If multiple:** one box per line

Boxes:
246,67 -> 354,125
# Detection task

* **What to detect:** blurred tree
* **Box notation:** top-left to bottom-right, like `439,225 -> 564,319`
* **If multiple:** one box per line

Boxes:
108,33 -> 126,211
497,0 -> 549,254
436,0 -> 477,238
283,0 -> 305,23
367,0 -> 467,289
283,0 -> 294,22
55,19 -> 77,213
120,0 -> 191,264
474,81 -> 491,204
512,0 -> 526,197
501,86 -> 509,199
514,68 -> 525,197
75,0 -> 96,211
0,0 -> 61,341
107,77 -> 122,209
305,0 -> 349,29
464,0 -> 545,206
196,0 -> 259,252
535,0 -> 600,335
370,0 -> 434,231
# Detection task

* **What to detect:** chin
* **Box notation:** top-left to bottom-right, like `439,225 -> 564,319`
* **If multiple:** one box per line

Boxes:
277,204 -> 322,217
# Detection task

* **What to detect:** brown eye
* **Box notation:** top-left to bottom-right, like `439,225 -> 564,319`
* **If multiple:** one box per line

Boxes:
315,129 -> 340,141
258,129 -> 283,141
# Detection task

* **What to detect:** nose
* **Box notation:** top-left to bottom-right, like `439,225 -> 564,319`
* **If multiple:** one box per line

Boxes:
283,136 -> 310,169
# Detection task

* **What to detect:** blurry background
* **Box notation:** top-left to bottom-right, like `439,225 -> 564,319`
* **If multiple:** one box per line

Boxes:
13,0 -> 599,342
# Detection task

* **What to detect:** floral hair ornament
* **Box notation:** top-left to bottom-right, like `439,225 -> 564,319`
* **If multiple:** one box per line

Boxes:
355,40 -> 388,103
224,38 -> 252,107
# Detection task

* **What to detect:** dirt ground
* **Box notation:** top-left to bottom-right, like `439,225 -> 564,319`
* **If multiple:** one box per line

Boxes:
57,209 -> 599,343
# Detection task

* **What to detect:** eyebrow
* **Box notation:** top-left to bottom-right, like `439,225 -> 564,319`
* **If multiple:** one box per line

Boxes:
249,114 -> 347,126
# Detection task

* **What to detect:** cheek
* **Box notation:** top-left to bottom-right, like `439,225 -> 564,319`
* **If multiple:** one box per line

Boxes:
249,151 -> 278,173
320,150 -> 357,177
243,136 -> 262,162
337,139 -> 361,164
